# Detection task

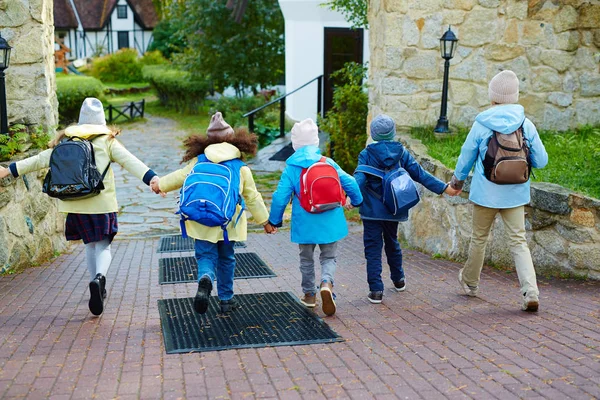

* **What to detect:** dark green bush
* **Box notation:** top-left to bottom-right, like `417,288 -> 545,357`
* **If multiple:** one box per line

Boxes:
91,49 -> 144,83
0,125 -> 52,161
320,62 -> 368,172
143,65 -> 210,113
56,76 -> 105,124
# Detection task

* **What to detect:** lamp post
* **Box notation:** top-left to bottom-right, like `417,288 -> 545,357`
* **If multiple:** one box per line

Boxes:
434,26 -> 458,134
0,33 -> 12,135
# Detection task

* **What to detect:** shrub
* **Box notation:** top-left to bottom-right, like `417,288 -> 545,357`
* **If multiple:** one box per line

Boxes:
0,125 -> 52,161
320,62 -> 368,172
209,96 -> 267,128
140,50 -> 169,66
143,65 -> 210,113
56,76 -> 105,124
91,49 -> 143,84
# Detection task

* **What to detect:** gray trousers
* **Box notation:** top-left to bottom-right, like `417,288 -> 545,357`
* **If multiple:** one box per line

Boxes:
298,242 -> 338,295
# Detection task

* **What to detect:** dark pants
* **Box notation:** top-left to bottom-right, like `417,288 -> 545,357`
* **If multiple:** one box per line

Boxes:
363,220 -> 404,292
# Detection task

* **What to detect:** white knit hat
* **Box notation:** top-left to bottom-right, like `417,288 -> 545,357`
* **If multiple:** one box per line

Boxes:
488,70 -> 519,104
78,98 -> 106,125
291,118 -> 319,150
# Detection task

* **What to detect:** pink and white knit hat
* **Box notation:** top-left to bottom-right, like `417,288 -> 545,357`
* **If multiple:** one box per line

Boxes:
488,70 -> 519,104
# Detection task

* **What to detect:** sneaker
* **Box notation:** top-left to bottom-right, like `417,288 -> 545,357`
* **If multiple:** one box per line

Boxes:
393,278 -> 406,292
300,293 -> 316,308
320,281 -> 336,316
99,274 -> 107,300
220,297 -> 239,313
458,268 -> 478,297
522,292 -> 539,312
367,291 -> 383,304
194,275 -> 213,314
89,273 -> 104,316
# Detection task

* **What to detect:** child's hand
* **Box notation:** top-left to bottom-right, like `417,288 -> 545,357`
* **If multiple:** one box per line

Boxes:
0,166 -> 10,179
344,196 -> 354,210
444,185 -> 461,197
150,176 -> 166,197
263,223 -> 277,234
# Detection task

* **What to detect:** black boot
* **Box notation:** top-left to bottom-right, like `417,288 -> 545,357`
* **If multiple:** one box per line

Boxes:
89,273 -> 104,316
194,276 -> 213,314
220,297 -> 239,313
99,275 -> 107,300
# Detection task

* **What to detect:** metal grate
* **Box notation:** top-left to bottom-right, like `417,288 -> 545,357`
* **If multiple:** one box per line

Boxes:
158,292 -> 343,354
158,253 -> 276,284
157,235 -> 246,253
269,143 -> 294,161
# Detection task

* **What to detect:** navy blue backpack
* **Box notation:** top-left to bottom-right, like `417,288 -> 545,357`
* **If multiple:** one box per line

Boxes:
355,165 -> 420,216
178,155 -> 245,242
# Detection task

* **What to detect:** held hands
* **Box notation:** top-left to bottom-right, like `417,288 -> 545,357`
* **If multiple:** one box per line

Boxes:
263,222 -> 277,234
344,196 -> 354,210
0,166 -> 10,179
150,176 -> 166,198
444,184 -> 462,197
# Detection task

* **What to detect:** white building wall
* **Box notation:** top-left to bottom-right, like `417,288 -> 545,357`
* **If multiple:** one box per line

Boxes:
278,0 -> 369,122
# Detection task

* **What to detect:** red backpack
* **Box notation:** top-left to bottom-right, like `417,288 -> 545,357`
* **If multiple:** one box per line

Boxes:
299,157 -> 346,213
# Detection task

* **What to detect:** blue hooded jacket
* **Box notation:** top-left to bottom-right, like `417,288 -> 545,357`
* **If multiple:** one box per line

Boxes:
454,104 -> 548,209
269,146 -> 363,245
354,141 -> 448,221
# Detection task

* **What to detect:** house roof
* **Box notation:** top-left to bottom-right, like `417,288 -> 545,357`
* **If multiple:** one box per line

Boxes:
54,0 -> 79,29
54,0 -> 158,31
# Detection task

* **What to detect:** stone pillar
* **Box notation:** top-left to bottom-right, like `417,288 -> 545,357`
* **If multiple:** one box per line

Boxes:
0,0 -> 58,129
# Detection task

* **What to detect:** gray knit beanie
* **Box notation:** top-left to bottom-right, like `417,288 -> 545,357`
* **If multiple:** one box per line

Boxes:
488,70 -> 519,104
370,114 -> 396,141
78,98 -> 106,125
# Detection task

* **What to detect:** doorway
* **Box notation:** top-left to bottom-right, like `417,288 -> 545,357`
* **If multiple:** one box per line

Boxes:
323,28 -> 364,113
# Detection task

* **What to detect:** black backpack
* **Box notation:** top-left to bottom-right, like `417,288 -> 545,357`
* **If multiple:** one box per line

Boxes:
42,137 -> 110,200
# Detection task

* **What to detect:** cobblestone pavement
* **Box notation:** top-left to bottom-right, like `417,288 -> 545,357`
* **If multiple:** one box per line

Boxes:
0,230 -> 599,399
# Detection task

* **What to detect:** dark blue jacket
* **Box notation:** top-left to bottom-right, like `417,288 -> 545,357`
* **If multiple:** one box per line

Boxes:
354,141 -> 448,221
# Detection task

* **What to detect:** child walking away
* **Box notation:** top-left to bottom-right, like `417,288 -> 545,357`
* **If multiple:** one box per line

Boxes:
354,114 -> 459,304
151,112 -> 273,315
0,98 -> 158,316
450,70 -> 548,312
268,119 -> 363,316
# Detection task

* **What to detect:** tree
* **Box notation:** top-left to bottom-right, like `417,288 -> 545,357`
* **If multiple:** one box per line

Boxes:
148,19 -> 187,59
173,0 -> 284,96
324,0 -> 368,29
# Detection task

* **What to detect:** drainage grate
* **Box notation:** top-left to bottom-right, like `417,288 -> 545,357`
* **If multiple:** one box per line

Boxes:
158,253 -> 276,284
269,143 -> 294,161
158,235 -> 246,253
158,292 -> 343,354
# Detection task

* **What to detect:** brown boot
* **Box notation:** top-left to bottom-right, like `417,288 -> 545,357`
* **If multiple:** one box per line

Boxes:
320,281 -> 336,316
300,293 -> 316,308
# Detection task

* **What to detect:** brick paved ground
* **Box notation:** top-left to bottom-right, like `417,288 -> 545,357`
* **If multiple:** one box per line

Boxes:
1,229 -> 599,399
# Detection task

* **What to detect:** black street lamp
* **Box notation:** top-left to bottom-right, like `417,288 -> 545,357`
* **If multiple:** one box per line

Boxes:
434,26 -> 458,134
0,33 -> 12,135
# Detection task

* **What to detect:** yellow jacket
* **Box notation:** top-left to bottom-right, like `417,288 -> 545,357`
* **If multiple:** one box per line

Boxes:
158,142 -> 269,243
13,124 -> 155,214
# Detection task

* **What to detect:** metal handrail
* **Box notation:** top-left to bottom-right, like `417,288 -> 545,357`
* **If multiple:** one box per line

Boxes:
242,75 -> 324,137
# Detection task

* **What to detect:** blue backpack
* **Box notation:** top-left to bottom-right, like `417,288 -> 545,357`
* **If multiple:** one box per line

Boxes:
355,165 -> 420,216
178,155 -> 245,242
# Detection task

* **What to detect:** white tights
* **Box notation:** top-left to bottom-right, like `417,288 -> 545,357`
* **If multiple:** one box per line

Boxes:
85,238 -> 112,281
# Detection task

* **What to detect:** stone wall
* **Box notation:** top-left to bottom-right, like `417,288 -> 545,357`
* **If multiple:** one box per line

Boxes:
1,0 -> 58,128
396,134 -> 600,280
0,155 -> 67,274
368,0 -> 600,131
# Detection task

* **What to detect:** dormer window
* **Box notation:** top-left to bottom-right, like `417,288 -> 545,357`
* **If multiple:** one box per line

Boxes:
117,5 -> 127,19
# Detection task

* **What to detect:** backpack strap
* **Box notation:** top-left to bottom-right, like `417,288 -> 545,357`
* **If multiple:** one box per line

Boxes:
355,165 -> 386,179
88,135 -> 111,180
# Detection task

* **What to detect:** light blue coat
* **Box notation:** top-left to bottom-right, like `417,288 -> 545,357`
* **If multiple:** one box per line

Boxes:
269,146 -> 363,244
454,104 -> 548,209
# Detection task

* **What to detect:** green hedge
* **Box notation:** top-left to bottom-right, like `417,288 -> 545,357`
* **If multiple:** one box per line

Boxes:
56,76 -> 105,124
91,49 -> 143,84
142,65 -> 210,113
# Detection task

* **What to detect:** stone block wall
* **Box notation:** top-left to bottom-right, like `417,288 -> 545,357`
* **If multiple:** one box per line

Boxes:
368,0 -> 600,131
0,157 -> 67,273
397,134 -> 600,279
0,0 -> 58,128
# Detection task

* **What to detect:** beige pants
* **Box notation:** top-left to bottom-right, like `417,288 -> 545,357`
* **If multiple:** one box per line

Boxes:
463,204 -> 539,296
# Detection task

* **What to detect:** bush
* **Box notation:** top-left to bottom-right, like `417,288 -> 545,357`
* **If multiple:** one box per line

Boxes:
140,50 -> 169,66
91,49 -> 143,84
143,65 -> 210,113
209,96 -> 267,128
320,62 -> 368,172
0,125 -> 52,161
56,76 -> 105,124
147,19 -> 186,60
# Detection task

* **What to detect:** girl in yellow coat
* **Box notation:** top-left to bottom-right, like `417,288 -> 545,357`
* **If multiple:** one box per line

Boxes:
0,98 -> 158,316
151,112 -> 273,314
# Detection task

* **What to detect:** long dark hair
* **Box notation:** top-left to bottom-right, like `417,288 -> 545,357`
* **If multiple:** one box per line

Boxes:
181,127 -> 258,163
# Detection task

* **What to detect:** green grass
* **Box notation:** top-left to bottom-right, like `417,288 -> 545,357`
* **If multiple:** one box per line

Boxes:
105,90 -> 156,106
103,82 -> 150,90
145,101 -> 211,136
409,125 -> 600,199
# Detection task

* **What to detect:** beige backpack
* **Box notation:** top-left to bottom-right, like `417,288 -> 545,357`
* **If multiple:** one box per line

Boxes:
482,125 -> 531,184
